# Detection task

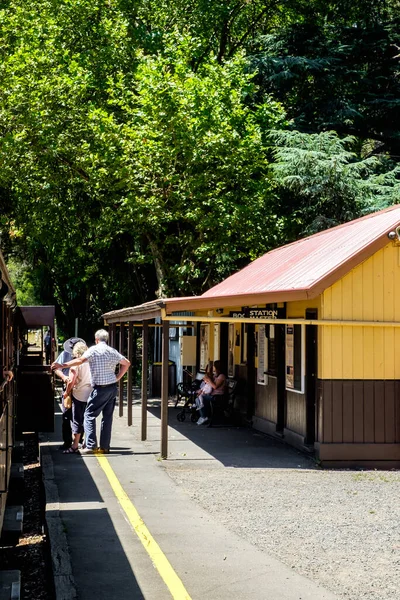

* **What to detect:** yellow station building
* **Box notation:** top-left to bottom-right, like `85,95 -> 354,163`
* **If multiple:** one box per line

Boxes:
104,205 -> 400,468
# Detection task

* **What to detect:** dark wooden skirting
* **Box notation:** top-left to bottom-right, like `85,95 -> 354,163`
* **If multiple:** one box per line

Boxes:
316,442 -> 400,461
318,379 -> 400,445
252,416 -> 278,437
283,428 -> 306,451
252,418 -> 310,452
319,460 -> 400,469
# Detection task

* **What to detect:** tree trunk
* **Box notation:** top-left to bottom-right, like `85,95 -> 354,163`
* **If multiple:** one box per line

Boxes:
147,237 -> 167,298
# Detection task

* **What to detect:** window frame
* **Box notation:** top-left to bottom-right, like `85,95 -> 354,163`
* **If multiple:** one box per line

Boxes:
285,323 -> 305,394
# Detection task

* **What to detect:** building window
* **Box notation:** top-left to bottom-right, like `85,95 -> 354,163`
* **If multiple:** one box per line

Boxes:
169,327 -> 179,341
228,323 -> 235,377
213,323 -> 220,362
257,325 -> 268,385
199,324 -> 210,371
285,324 -> 304,392
267,325 -> 277,376
240,323 -> 248,364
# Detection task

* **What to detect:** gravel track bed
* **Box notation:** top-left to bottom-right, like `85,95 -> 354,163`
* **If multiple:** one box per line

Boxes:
165,465 -> 400,600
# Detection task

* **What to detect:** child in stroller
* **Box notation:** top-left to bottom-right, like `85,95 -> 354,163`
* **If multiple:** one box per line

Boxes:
195,378 -> 213,412
176,366 -> 212,422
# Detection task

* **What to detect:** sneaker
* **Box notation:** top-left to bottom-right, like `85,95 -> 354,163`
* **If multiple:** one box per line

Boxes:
197,417 -> 208,425
97,448 -> 110,454
79,447 -> 98,455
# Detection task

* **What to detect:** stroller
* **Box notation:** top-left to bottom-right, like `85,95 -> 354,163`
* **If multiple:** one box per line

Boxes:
176,373 -> 204,422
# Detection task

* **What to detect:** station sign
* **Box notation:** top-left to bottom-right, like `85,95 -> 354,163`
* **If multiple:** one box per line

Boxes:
229,307 -> 279,319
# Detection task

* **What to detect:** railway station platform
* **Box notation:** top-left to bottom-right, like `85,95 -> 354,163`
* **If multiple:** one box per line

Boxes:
40,399 -> 337,600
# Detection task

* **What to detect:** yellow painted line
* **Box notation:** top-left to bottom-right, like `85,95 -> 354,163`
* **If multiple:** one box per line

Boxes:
96,455 -> 192,600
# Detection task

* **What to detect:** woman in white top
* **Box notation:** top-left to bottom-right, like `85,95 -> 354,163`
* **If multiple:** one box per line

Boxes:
63,342 -> 92,453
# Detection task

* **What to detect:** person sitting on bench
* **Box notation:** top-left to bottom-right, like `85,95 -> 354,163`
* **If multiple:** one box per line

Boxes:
194,370 -> 213,412
197,360 -> 226,425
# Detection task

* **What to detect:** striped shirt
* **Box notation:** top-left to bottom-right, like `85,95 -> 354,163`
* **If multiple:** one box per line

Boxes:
82,342 -> 125,386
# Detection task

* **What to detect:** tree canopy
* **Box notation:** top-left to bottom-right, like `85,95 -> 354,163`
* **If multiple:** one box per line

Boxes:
0,0 -> 399,337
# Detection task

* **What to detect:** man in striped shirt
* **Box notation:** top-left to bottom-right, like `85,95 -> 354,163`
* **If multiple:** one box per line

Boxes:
52,329 -> 130,454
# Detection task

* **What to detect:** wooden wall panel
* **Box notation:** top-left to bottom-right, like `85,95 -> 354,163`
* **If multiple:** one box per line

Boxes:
384,380 -> 395,444
321,244 -> 400,380
255,382 -> 267,419
320,380 -> 400,445
374,381 -> 385,443
396,381 -> 400,443
323,380 -> 333,443
331,327 -> 343,380
353,381 -> 364,443
285,390 -> 306,436
331,380 -> 343,442
255,377 -> 277,423
316,381 -> 323,442
383,244 -> 395,321
342,381 -> 354,443
363,383 -> 375,443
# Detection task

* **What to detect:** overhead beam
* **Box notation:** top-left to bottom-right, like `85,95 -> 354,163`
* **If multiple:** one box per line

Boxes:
161,311 -> 400,328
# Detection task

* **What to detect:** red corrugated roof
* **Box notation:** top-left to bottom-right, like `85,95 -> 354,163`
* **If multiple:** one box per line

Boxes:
103,205 -> 400,321
200,204 -> 400,300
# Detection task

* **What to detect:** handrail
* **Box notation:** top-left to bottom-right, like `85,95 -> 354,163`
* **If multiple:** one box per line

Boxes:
0,378 -> 9,393
0,370 -> 13,393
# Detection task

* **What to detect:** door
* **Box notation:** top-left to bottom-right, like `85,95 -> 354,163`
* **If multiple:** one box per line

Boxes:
305,309 -> 318,445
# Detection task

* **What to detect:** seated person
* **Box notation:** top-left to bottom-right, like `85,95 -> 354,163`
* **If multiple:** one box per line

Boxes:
195,368 -> 213,411
197,360 -> 226,425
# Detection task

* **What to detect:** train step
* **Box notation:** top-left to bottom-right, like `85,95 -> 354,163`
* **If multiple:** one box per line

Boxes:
11,441 -> 24,462
7,465 -> 24,504
0,506 -> 23,545
0,570 -> 21,600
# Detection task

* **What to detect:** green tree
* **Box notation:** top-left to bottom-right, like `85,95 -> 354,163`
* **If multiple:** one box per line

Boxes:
0,1 -> 285,331
6,257 -> 38,306
250,0 -> 400,158
270,130 -> 400,237
113,42 -> 285,294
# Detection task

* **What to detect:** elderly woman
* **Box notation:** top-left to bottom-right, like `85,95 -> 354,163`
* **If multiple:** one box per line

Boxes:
63,342 -> 92,453
197,360 -> 226,425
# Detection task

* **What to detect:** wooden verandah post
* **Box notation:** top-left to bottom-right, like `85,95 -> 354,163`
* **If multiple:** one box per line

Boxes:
141,321 -> 148,441
118,323 -> 125,417
161,319 -> 169,458
127,322 -> 133,426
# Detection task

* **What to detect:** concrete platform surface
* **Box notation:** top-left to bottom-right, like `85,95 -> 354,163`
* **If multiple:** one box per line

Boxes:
40,400 -> 337,600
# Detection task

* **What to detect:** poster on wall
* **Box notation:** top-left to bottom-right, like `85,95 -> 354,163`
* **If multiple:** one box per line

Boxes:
200,324 -> 210,371
286,325 -> 294,388
257,325 -> 268,385
213,323 -> 220,362
228,323 -> 235,377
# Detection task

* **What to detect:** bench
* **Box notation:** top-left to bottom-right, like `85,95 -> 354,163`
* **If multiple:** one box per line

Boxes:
208,378 -> 237,427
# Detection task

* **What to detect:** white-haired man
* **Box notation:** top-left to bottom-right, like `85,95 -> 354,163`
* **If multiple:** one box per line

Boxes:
52,329 -> 130,454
